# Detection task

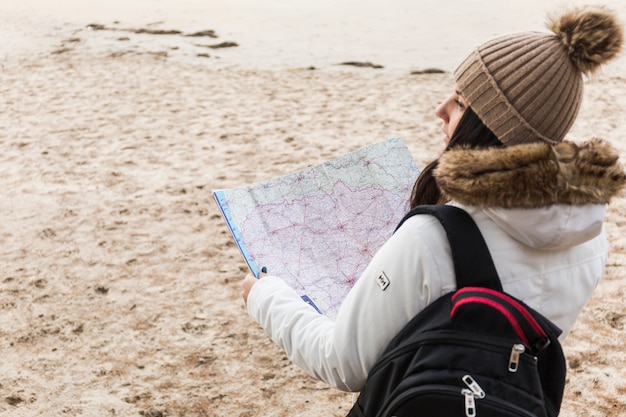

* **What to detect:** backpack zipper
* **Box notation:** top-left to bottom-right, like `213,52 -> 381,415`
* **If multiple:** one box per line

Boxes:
462,374 -> 485,398
381,385 -> 537,417
508,343 -> 526,372
462,389 -> 477,417
370,330 -> 535,375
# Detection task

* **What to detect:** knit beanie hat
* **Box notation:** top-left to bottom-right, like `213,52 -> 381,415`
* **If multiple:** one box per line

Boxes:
454,6 -> 624,146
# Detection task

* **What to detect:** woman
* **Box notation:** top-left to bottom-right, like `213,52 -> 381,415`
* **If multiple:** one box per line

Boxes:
241,6 -> 625,392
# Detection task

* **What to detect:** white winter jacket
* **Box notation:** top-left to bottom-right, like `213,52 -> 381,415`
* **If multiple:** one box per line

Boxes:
246,139 -> 625,392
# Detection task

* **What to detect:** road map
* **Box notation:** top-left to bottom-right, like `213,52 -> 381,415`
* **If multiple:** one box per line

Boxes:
213,138 -> 419,319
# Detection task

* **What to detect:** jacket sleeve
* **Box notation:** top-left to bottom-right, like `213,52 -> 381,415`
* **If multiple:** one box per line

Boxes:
246,215 -> 455,391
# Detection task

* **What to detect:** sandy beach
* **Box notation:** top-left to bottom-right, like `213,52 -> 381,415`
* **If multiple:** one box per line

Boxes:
1,1 -> 625,416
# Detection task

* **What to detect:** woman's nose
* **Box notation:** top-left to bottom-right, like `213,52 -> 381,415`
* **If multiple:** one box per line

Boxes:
435,101 -> 447,123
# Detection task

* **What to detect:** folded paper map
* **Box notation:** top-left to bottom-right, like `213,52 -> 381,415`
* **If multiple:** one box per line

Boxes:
213,138 -> 419,319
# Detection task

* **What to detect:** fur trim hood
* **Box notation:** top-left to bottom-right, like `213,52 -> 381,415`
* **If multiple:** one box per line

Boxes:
435,138 -> 626,208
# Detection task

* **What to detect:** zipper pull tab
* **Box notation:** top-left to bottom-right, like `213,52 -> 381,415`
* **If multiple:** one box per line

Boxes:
462,389 -> 477,417
462,374 -> 485,399
508,344 -> 526,372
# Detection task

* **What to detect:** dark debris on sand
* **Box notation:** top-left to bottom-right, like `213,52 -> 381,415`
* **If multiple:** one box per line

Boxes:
185,30 -> 218,38
410,68 -> 446,74
196,42 -> 239,49
86,23 -> 219,38
339,61 -> 384,69
81,23 -> 236,60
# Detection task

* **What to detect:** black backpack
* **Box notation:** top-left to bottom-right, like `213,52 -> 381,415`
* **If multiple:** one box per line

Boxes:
347,205 -> 566,417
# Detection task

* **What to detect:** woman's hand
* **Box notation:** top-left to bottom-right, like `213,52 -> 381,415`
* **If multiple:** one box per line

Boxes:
241,270 -> 267,305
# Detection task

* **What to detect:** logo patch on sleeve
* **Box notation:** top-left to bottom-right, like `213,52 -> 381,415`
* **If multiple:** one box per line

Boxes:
376,271 -> 390,291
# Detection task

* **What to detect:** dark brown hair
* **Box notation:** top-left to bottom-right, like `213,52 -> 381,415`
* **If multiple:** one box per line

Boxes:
410,107 -> 503,209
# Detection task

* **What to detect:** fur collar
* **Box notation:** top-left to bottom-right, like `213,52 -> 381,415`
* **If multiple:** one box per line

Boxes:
435,138 -> 626,208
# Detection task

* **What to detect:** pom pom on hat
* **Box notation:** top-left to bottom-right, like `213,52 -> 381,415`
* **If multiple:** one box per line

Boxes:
549,5 -> 624,75
454,5 -> 624,146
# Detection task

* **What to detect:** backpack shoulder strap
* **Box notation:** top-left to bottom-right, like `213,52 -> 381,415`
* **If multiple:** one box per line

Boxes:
395,204 -> 503,291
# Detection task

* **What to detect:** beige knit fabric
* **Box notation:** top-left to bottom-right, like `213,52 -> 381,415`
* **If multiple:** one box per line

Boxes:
454,32 -> 582,146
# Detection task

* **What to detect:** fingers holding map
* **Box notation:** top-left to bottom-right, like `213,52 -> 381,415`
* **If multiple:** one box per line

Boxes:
213,138 -> 419,319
